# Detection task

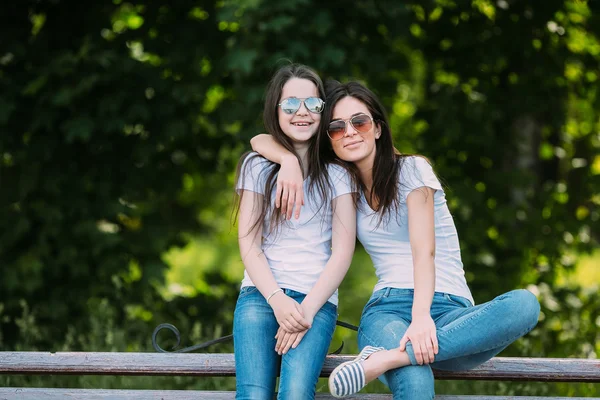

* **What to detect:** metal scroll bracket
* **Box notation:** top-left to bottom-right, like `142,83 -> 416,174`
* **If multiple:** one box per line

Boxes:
152,320 -> 358,354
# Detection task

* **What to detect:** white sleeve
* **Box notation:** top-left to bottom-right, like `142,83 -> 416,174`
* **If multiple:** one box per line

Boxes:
236,153 -> 271,195
328,164 -> 355,199
399,156 -> 443,201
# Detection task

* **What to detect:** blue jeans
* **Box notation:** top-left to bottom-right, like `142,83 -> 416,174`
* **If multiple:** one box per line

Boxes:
233,287 -> 337,400
358,288 -> 540,399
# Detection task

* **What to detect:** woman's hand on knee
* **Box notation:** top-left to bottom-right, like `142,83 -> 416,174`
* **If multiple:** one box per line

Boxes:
270,294 -> 311,332
399,315 -> 439,365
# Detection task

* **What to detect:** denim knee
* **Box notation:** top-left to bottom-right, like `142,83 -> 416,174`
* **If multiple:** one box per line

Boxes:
277,380 -> 315,400
384,365 -> 434,400
278,358 -> 320,400
506,289 -> 540,331
278,295 -> 336,400
236,385 -> 274,400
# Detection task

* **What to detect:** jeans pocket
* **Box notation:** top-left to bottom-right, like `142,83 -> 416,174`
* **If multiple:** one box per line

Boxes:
444,293 -> 470,308
322,301 -> 338,320
361,292 -> 384,315
238,286 -> 259,299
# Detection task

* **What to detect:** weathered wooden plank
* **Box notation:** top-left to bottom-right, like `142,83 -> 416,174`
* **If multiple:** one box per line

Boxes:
0,389 -> 595,400
0,352 -> 598,382
429,357 -> 600,382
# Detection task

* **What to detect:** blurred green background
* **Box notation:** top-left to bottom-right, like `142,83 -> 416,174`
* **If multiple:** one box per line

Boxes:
0,0 -> 598,396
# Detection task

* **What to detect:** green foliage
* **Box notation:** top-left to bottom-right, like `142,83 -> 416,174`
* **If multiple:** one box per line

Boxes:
0,0 -> 598,396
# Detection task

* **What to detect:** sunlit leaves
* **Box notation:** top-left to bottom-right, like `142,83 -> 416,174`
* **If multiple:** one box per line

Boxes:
202,85 -> 225,113
434,69 -> 459,86
539,142 -> 554,159
127,41 -> 162,66
111,3 -> 145,33
30,13 -> 46,36
472,0 -> 495,21
188,6 -> 209,21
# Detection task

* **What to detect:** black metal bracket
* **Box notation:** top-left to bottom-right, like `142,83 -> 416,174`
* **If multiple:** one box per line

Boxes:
152,320 -> 358,354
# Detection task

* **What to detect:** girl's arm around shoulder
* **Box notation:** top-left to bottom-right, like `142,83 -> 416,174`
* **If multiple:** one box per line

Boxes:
250,134 -> 304,220
250,134 -> 292,165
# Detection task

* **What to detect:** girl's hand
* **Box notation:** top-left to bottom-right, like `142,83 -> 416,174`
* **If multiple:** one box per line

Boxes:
274,326 -> 308,355
276,155 -> 304,220
269,292 -> 311,332
399,314 -> 438,365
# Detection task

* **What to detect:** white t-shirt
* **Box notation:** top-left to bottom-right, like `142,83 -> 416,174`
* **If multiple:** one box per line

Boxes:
356,156 -> 474,305
236,153 -> 354,305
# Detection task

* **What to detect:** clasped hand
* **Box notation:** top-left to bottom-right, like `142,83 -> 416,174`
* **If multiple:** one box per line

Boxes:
399,314 -> 439,365
269,293 -> 311,332
269,295 -> 313,355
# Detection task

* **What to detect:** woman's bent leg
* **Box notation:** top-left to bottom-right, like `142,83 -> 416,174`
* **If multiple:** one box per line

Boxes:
358,291 -> 435,400
278,291 -> 337,400
359,319 -> 434,400
384,365 -> 434,400
351,288 -> 539,395
432,346 -> 507,371
430,289 -> 540,369
234,287 -> 280,400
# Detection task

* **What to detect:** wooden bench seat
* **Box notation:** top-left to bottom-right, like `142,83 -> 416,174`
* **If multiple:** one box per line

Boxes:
1,352 -> 598,399
0,388 -> 594,400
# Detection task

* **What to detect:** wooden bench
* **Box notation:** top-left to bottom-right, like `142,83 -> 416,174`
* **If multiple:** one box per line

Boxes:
0,352 -> 598,399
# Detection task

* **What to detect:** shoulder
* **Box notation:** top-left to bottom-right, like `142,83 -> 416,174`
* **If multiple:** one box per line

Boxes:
398,155 -> 442,193
400,155 -> 432,169
322,162 -> 357,197
237,152 -> 277,192
240,152 -> 274,170
239,152 -> 277,179
325,162 -> 356,188
326,162 -> 351,178
399,155 -> 434,177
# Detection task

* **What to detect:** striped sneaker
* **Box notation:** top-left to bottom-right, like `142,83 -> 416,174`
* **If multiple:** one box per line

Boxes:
328,345 -> 385,398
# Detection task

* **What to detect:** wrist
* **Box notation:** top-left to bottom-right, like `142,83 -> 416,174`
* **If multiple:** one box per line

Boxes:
267,288 -> 284,305
280,154 -> 298,165
300,299 -> 319,319
412,307 -> 431,318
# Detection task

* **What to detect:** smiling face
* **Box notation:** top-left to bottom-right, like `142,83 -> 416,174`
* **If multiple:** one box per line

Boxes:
278,78 -> 322,145
328,96 -> 380,169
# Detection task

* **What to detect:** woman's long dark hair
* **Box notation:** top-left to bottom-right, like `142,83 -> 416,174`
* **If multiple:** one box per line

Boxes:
234,64 -> 329,236
317,80 -> 417,226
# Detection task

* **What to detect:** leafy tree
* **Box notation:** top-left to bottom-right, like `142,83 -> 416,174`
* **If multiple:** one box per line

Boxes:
0,0 -> 597,395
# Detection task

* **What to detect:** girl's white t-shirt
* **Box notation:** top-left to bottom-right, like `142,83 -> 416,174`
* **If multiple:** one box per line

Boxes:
357,156 -> 474,305
237,153 -> 354,306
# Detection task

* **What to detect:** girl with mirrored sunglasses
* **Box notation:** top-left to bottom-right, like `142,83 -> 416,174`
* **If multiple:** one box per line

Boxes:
250,81 -> 540,399
233,64 -> 356,400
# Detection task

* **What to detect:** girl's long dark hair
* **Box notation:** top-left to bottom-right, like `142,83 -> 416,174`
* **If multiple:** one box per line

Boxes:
234,64 -> 329,236
318,80 -> 420,227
